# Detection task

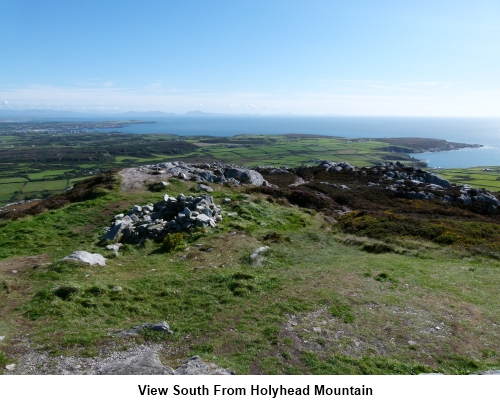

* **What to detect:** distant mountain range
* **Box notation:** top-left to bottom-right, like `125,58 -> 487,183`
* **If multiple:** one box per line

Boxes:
0,109 -> 286,120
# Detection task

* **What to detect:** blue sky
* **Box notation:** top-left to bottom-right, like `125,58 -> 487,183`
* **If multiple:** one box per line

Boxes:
1,0 -> 499,115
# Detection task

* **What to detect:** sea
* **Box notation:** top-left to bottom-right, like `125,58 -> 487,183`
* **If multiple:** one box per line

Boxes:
94,116 -> 500,169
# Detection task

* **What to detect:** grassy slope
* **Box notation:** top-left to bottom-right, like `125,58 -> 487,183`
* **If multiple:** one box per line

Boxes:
1,179 -> 499,374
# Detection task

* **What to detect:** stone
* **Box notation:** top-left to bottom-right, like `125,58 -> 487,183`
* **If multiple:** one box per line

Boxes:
61,251 -> 106,266
102,216 -> 133,242
100,351 -> 175,375
225,167 -> 265,186
423,172 -> 451,188
196,213 -> 210,223
5,364 -> 16,371
198,184 -> 214,193
174,355 -> 235,375
105,244 -> 121,253
250,246 -> 270,266
148,321 -> 174,334
114,213 -> 124,220
114,321 -> 173,337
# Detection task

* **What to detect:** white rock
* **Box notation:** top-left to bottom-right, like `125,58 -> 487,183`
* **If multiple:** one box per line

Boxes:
61,251 -> 106,266
250,246 -> 270,260
5,364 -> 16,371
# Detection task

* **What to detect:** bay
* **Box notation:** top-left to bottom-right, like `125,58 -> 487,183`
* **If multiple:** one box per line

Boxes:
97,116 -> 500,168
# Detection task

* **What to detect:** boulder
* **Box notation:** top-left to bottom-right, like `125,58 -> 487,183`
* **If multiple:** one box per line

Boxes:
225,167 -> 265,186
423,172 -> 451,188
61,251 -> 106,266
198,184 -> 214,193
102,216 -> 133,242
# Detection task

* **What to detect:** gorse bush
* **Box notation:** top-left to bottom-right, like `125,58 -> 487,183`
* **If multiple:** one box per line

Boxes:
162,233 -> 185,251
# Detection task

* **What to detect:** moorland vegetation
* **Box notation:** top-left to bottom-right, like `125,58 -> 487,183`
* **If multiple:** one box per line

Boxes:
1,153 -> 500,374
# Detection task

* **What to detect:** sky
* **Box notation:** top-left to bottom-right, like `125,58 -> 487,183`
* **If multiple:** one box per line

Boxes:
1,0 -> 499,116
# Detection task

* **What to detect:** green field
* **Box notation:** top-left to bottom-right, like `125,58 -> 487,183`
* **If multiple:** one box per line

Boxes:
22,179 -> 69,193
436,167 -> 500,191
0,177 -> 28,183
0,182 -> 25,201
28,169 -> 71,180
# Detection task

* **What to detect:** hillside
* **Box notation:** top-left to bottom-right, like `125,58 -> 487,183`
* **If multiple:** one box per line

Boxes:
1,161 -> 500,374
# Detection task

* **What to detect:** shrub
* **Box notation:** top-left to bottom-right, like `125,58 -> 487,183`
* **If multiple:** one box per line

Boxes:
162,233 -> 185,252
53,285 -> 80,300
374,272 -> 397,283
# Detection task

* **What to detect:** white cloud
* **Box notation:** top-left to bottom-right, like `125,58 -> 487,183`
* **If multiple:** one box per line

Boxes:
0,83 -> 499,116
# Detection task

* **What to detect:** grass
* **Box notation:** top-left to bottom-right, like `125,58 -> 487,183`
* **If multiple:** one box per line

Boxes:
22,179 -> 68,193
1,178 -> 500,374
0,177 -> 28,183
0,182 -> 25,201
436,167 -> 500,191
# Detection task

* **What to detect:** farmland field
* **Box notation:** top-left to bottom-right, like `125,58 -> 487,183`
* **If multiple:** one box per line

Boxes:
0,121 -> 494,203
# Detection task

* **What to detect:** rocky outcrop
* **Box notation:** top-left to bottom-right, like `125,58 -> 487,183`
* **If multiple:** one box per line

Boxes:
130,161 -> 271,187
100,350 -> 175,375
100,351 -> 234,375
102,193 -> 223,244
317,161 -> 355,171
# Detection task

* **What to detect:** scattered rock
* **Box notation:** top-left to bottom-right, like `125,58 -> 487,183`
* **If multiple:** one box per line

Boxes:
198,184 -> 214,193
477,370 -> 500,375
174,355 -> 235,375
100,350 -> 174,375
61,251 -> 106,266
113,321 -> 173,337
